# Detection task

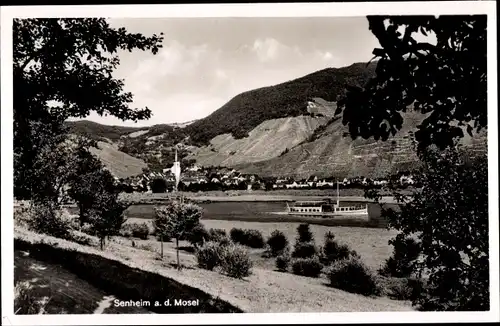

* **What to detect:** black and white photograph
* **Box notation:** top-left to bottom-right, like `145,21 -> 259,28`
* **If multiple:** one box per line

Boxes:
1,1 -> 499,325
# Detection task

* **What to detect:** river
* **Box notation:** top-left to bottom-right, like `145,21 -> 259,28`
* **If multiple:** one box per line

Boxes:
123,201 -> 399,228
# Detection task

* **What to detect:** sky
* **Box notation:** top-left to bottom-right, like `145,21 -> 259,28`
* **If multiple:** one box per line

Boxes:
79,17 -> 383,127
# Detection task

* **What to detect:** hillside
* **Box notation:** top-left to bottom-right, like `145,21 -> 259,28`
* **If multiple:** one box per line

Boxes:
189,115 -> 331,167
64,61 -> 486,179
65,119 -> 198,144
183,62 -> 377,145
234,113 -> 488,179
65,120 -> 147,142
88,141 -> 148,179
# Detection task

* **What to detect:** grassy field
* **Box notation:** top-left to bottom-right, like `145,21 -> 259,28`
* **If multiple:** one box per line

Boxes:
124,218 -> 397,271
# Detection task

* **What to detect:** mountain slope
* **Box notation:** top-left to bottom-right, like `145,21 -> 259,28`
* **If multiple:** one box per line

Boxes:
234,112 -> 487,179
65,120 -> 147,142
190,115 -> 331,167
88,141 -> 148,179
183,62 -> 377,145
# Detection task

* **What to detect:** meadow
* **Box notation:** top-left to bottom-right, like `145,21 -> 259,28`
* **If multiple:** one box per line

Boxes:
14,224 -> 412,313
123,217 -> 397,271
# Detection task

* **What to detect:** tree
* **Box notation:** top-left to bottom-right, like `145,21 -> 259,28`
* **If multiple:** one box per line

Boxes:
150,178 -> 168,193
87,192 -> 128,250
66,138 -> 109,225
14,18 -> 163,201
337,16 -> 489,311
153,201 -> 203,267
65,140 -> 129,250
337,15 -> 486,152
296,223 -> 313,243
26,131 -> 75,206
377,148 -> 488,310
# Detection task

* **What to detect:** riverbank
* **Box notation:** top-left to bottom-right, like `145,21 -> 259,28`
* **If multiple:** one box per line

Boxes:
118,191 -> 399,205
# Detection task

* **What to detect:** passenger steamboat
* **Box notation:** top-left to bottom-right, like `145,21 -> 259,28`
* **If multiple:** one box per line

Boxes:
273,182 -> 369,218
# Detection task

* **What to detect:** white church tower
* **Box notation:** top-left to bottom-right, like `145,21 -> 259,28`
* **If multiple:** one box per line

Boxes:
170,147 -> 182,191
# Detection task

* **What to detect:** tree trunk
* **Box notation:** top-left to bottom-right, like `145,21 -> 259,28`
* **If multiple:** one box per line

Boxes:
78,203 -> 84,227
100,237 -> 104,250
176,238 -> 180,269
160,235 -> 164,258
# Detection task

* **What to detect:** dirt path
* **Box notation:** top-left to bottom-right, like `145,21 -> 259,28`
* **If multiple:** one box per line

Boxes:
14,250 -> 153,314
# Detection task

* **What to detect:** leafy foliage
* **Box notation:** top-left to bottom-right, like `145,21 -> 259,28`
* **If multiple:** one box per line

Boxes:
337,15 -> 486,151
275,249 -> 291,272
229,228 -> 245,243
379,237 -> 421,278
386,277 -> 425,301
20,202 -> 73,240
67,139 -> 116,225
86,194 -> 129,250
187,223 -> 211,249
121,222 -> 150,240
150,178 -> 168,193
230,228 -> 265,248
328,257 -> 381,296
292,242 -> 318,259
291,256 -> 323,278
14,18 -> 162,201
296,223 -> 314,243
320,237 -> 354,266
219,243 -> 253,279
208,228 -> 228,243
154,201 -> 203,267
374,147 -> 488,310
267,230 -> 289,256
196,241 -> 223,271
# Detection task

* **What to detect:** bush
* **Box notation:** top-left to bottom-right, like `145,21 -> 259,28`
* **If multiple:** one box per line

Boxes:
196,241 -> 223,271
267,230 -> 289,256
320,239 -> 352,265
150,178 -> 168,193
188,223 -> 210,248
208,228 -> 227,242
219,243 -> 253,279
387,277 -> 425,301
296,223 -> 313,243
327,257 -> 381,296
80,223 -> 96,236
229,228 -> 265,248
230,228 -> 245,243
71,233 -> 94,246
22,203 -> 72,240
292,241 -> 317,258
123,222 -> 149,240
275,248 -> 291,272
156,233 -> 172,242
243,229 -> 265,248
291,256 -> 323,278
324,231 -> 335,241
378,237 -> 421,278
